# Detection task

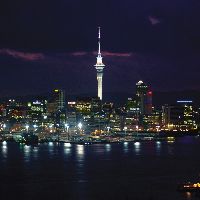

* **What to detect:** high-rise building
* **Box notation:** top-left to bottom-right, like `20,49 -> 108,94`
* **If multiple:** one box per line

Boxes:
136,80 -> 152,115
124,98 -> 140,131
162,100 -> 197,131
47,89 -> 65,114
66,101 -> 77,136
52,89 -> 65,112
47,89 -> 66,128
27,99 -> 47,126
94,27 -> 105,100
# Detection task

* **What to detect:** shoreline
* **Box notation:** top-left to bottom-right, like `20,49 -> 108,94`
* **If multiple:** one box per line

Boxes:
0,133 -> 199,146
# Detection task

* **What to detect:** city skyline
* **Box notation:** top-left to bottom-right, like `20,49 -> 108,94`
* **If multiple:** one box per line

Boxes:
1,2 -> 200,200
0,0 -> 200,98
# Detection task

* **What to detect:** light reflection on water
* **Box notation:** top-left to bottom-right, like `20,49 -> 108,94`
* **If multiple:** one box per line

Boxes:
134,142 -> 141,155
64,143 -> 72,155
93,144 -> 105,154
48,142 -> 55,155
186,192 -> 192,200
167,140 -> 175,144
48,142 -> 54,146
64,148 -> 71,155
64,142 -> 71,147
32,146 -> 39,159
105,144 -> 111,152
156,141 -> 161,145
156,141 -> 161,155
76,145 -> 85,169
123,142 -> 129,153
24,145 -> 31,162
167,145 -> 174,156
76,145 -> 84,158
2,141 -> 7,158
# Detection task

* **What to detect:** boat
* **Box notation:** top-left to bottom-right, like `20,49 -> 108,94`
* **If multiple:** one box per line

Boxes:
177,182 -> 200,192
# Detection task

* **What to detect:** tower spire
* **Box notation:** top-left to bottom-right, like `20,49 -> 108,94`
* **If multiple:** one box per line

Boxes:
95,27 -> 104,66
98,27 -> 101,55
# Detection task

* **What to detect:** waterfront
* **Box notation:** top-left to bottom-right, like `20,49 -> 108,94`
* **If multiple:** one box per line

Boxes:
0,136 -> 200,200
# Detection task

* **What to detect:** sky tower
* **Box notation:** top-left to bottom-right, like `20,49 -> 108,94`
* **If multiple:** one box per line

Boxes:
94,27 -> 105,100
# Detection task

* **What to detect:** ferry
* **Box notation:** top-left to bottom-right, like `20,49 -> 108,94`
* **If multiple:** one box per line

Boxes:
177,182 -> 200,192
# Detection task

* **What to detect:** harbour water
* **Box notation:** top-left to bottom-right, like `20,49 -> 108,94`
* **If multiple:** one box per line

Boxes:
0,136 -> 200,200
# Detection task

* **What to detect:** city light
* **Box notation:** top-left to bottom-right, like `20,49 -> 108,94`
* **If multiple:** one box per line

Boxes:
64,142 -> 71,147
65,124 -> 69,131
177,100 -> 193,103
134,142 -> 140,146
25,125 -> 29,132
33,124 -> 37,128
107,126 -> 110,133
78,122 -> 82,129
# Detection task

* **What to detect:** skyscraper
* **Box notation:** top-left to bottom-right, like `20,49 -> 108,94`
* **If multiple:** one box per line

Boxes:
53,89 -> 65,111
47,89 -> 66,128
136,80 -> 152,115
94,27 -> 105,100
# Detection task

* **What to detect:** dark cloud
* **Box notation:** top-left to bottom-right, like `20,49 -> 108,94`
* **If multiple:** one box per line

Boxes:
0,49 -> 44,61
148,16 -> 161,25
70,52 -> 88,56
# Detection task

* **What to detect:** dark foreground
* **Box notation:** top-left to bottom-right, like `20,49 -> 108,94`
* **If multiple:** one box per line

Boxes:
0,136 -> 200,200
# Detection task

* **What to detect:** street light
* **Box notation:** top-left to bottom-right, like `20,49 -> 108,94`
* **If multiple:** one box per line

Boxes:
3,124 -> 6,132
33,124 -> 38,132
124,126 -> 127,135
2,124 -> 6,137
65,123 -> 69,132
65,123 -> 70,140
78,122 -> 82,134
107,126 -> 110,134
156,125 -> 160,132
49,124 -> 53,133
136,125 -> 139,133
78,122 -> 82,129
25,125 -> 29,133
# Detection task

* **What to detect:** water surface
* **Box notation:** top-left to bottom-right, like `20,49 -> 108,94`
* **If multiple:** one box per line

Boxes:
0,136 -> 200,200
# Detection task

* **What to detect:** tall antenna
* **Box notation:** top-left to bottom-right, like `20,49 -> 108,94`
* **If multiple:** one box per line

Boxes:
98,27 -> 101,55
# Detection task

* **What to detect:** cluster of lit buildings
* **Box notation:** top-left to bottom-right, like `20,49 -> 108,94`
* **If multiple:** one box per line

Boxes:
0,28 -> 199,142
125,81 -> 198,133
0,80 -> 199,142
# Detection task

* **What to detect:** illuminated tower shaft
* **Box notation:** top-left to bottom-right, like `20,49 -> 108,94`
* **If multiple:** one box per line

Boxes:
94,27 -> 105,100
96,67 -> 104,100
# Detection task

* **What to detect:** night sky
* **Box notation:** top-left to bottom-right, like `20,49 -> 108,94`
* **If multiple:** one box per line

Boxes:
1,0 -> 200,99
